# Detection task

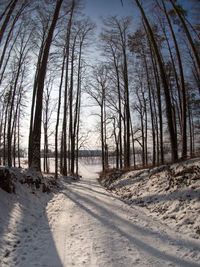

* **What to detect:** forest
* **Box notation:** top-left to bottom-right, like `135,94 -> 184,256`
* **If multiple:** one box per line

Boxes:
0,0 -> 200,178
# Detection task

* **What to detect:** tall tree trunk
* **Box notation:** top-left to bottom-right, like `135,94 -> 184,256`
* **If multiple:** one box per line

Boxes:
74,42 -> 82,176
151,56 -> 164,164
30,0 -> 64,172
0,109 -> 3,165
0,6 -> 21,70
55,51 -> 65,178
130,117 -> 136,168
112,48 -> 123,168
62,0 -> 75,176
123,52 -> 130,167
162,0 -> 187,159
0,0 -> 18,44
75,85 -> 81,176
169,0 -> 200,79
69,32 -> 77,176
0,25 -> 20,86
28,36 -> 46,167
152,86 -> 159,165
136,0 -> 178,162
3,94 -> 10,165
101,103 -> 105,171
0,0 -> 14,22
17,108 -> 21,167
142,91 -> 148,166
7,58 -> 22,167
113,118 -> 119,169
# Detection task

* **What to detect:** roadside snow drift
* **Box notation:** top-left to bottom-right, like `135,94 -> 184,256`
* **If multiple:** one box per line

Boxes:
99,158 -> 200,240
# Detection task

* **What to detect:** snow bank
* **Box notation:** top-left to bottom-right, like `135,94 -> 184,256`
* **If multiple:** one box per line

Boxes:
0,168 -> 60,266
99,158 -> 200,240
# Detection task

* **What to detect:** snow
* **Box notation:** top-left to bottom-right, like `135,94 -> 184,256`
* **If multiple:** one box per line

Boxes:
0,159 -> 200,266
99,158 -> 200,240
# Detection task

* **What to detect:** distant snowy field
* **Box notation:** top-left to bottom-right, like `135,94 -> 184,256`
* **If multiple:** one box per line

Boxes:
20,157 -> 103,174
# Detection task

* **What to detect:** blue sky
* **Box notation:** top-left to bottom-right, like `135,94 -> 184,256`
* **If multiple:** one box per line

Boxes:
83,0 -> 137,23
82,0 -> 196,24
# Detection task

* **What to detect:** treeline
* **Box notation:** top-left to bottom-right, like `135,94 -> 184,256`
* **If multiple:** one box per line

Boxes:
0,0 -> 95,177
87,0 -> 200,170
0,0 -> 199,177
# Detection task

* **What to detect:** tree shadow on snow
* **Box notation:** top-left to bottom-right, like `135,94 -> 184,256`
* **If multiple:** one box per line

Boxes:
0,188 -> 63,267
61,181 -> 200,267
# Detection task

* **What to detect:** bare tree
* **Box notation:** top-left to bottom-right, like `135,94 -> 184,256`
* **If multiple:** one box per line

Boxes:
86,64 -> 109,171
29,0 -> 64,173
135,0 -> 178,162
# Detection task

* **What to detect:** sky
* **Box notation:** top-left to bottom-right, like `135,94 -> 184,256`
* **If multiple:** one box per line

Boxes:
84,0 -> 136,20
83,0 -> 196,26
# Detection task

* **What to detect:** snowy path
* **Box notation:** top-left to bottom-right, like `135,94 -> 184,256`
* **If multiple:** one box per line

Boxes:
2,163 -> 200,267
45,163 -> 200,267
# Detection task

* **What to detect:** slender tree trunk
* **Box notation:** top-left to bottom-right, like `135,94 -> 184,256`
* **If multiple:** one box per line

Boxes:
112,48 -> 123,168
148,85 -> 156,166
0,0 -> 14,22
169,0 -> 200,79
75,86 -> 81,176
0,109 -> 3,165
3,94 -> 10,165
69,33 -> 78,176
13,118 -> 17,167
0,3 -> 25,70
17,108 -> 21,167
141,112 -> 145,166
74,43 -> 82,176
152,87 -> 159,165
113,118 -> 119,169
7,61 -> 21,167
101,103 -> 105,171
0,25 -> 20,86
28,37 -> 45,167
152,57 -> 164,164
62,0 -> 75,176
130,117 -> 136,168
60,132 -> 64,173
142,51 -> 155,165
0,0 -> 19,44
30,0 -> 64,172
55,51 -> 65,178
123,106 -> 127,167
123,52 -> 130,167
162,0 -> 187,159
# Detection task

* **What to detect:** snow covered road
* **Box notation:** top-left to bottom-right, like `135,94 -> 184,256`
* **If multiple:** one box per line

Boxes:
1,163 -> 200,267
46,164 -> 200,267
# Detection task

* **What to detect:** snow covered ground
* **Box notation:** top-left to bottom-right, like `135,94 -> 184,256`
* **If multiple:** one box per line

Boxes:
99,158 -> 200,240
0,160 -> 200,266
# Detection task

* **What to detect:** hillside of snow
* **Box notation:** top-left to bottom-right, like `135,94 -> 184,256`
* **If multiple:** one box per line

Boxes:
99,157 -> 200,240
